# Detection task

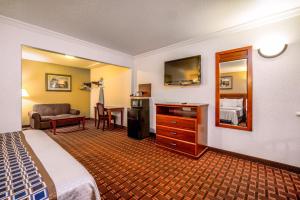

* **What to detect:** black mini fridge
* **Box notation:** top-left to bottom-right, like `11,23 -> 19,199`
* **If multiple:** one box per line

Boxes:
127,98 -> 149,139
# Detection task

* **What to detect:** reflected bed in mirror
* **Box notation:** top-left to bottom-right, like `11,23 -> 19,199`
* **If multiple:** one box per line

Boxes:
216,46 -> 252,131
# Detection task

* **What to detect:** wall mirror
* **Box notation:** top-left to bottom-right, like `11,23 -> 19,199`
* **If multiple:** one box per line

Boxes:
215,46 -> 252,131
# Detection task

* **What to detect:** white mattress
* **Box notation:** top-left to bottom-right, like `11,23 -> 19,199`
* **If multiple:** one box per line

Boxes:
23,130 -> 100,200
220,106 -> 243,125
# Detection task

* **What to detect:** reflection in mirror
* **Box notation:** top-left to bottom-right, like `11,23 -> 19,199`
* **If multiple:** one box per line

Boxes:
215,46 -> 252,131
219,59 -> 247,127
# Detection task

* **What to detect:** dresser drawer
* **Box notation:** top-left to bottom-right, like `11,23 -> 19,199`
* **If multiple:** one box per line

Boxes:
156,125 -> 195,143
156,135 -> 195,155
156,115 -> 196,131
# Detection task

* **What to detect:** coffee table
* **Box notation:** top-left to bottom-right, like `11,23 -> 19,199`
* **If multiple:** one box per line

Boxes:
50,116 -> 85,135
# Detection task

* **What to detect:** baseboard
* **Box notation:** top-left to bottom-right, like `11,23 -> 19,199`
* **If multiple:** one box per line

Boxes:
149,131 -> 156,137
22,125 -> 30,128
91,118 -> 127,129
208,147 -> 300,174
115,124 -> 127,129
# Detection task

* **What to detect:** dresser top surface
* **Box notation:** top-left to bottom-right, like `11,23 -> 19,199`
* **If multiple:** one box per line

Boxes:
155,102 -> 209,107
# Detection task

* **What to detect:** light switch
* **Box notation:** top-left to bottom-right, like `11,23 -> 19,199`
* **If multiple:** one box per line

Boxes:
296,112 -> 300,117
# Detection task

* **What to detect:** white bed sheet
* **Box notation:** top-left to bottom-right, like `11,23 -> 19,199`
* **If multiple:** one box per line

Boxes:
220,106 -> 243,125
23,130 -> 100,200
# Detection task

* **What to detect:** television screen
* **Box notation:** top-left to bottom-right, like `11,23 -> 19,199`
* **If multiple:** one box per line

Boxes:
164,55 -> 201,86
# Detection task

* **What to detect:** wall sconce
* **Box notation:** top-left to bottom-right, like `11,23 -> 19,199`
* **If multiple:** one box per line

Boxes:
258,36 -> 288,58
22,89 -> 29,97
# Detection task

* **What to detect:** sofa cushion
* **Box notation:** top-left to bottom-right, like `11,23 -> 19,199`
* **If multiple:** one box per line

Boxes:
33,104 -> 71,116
41,114 -> 77,121
41,116 -> 52,122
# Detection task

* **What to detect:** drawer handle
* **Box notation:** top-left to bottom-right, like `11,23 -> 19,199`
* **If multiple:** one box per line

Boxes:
170,121 -> 177,124
170,132 -> 177,135
170,143 -> 177,146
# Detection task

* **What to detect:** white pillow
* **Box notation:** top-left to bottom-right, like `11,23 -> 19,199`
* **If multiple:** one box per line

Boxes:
222,99 -> 236,107
221,98 -> 244,108
236,98 -> 244,108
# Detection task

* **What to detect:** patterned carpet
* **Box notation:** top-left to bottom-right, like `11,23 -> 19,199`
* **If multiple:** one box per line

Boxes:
46,121 -> 300,200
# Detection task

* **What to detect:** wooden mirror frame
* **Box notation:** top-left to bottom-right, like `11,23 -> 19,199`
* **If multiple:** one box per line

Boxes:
215,46 -> 253,131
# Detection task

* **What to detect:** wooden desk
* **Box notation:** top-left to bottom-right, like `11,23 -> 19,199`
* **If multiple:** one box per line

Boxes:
94,106 -> 124,129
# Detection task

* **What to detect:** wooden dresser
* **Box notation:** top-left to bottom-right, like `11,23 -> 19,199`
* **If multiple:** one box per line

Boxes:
155,103 -> 208,158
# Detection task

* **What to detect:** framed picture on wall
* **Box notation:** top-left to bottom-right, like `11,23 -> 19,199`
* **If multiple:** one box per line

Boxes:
220,76 -> 233,89
46,73 -> 72,92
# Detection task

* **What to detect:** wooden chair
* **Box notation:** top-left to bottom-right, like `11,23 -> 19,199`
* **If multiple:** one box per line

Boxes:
96,103 -> 116,130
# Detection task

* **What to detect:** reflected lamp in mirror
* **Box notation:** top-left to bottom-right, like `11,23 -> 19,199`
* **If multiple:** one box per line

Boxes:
215,46 -> 252,131
258,36 -> 288,58
22,89 -> 29,97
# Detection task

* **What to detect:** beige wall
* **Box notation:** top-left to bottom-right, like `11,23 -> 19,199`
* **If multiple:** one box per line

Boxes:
22,60 -> 90,125
220,71 -> 247,94
90,65 -> 131,126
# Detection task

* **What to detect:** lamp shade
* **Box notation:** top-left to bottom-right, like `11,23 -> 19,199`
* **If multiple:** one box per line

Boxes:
22,89 -> 29,97
257,35 -> 288,58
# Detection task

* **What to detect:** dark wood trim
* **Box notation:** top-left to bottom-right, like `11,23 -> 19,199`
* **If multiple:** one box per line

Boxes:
216,46 -> 253,131
215,53 -> 221,128
247,47 -> 253,131
208,146 -> 300,174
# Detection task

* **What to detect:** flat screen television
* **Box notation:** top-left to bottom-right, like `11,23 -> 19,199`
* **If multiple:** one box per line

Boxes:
164,55 -> 201,86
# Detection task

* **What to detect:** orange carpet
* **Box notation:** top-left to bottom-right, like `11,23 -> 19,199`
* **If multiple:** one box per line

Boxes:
46,121 -> 300,200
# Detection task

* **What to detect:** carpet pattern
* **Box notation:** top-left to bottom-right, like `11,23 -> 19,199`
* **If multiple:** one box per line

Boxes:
46,121 -> 300,200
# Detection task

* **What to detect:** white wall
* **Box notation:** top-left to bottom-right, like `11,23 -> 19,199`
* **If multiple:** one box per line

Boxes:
134,16 -> 300,167
90,65 -> 131,126
0,16 -> 133,132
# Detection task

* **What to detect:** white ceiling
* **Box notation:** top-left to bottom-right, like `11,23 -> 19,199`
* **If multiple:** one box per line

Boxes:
22,46 -> 108,69
1,1 -> 300,55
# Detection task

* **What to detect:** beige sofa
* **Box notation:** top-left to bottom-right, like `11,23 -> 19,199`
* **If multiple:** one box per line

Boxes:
29,104 -> 80,129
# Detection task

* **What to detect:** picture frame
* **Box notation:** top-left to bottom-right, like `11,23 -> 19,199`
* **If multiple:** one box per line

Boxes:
220,76 -> 233,89
45,73 -> 72,92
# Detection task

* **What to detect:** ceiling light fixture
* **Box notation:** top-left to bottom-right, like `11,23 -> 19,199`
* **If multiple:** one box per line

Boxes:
257,35 -> 288,58
65,55 -> 76,59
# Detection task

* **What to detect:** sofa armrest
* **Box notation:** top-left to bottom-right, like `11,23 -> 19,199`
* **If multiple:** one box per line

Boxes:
28,111 -> 41,129
29,111 -> 41,120
70,109 -> 80,115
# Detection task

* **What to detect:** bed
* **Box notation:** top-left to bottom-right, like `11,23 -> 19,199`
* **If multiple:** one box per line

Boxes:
1,130 -> 100,200
220,94 -> 246,125
220,105 -> 243,125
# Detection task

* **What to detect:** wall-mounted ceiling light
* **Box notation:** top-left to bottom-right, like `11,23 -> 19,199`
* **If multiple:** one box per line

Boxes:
257,35 -> 288,58
65,55 -> 76,59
